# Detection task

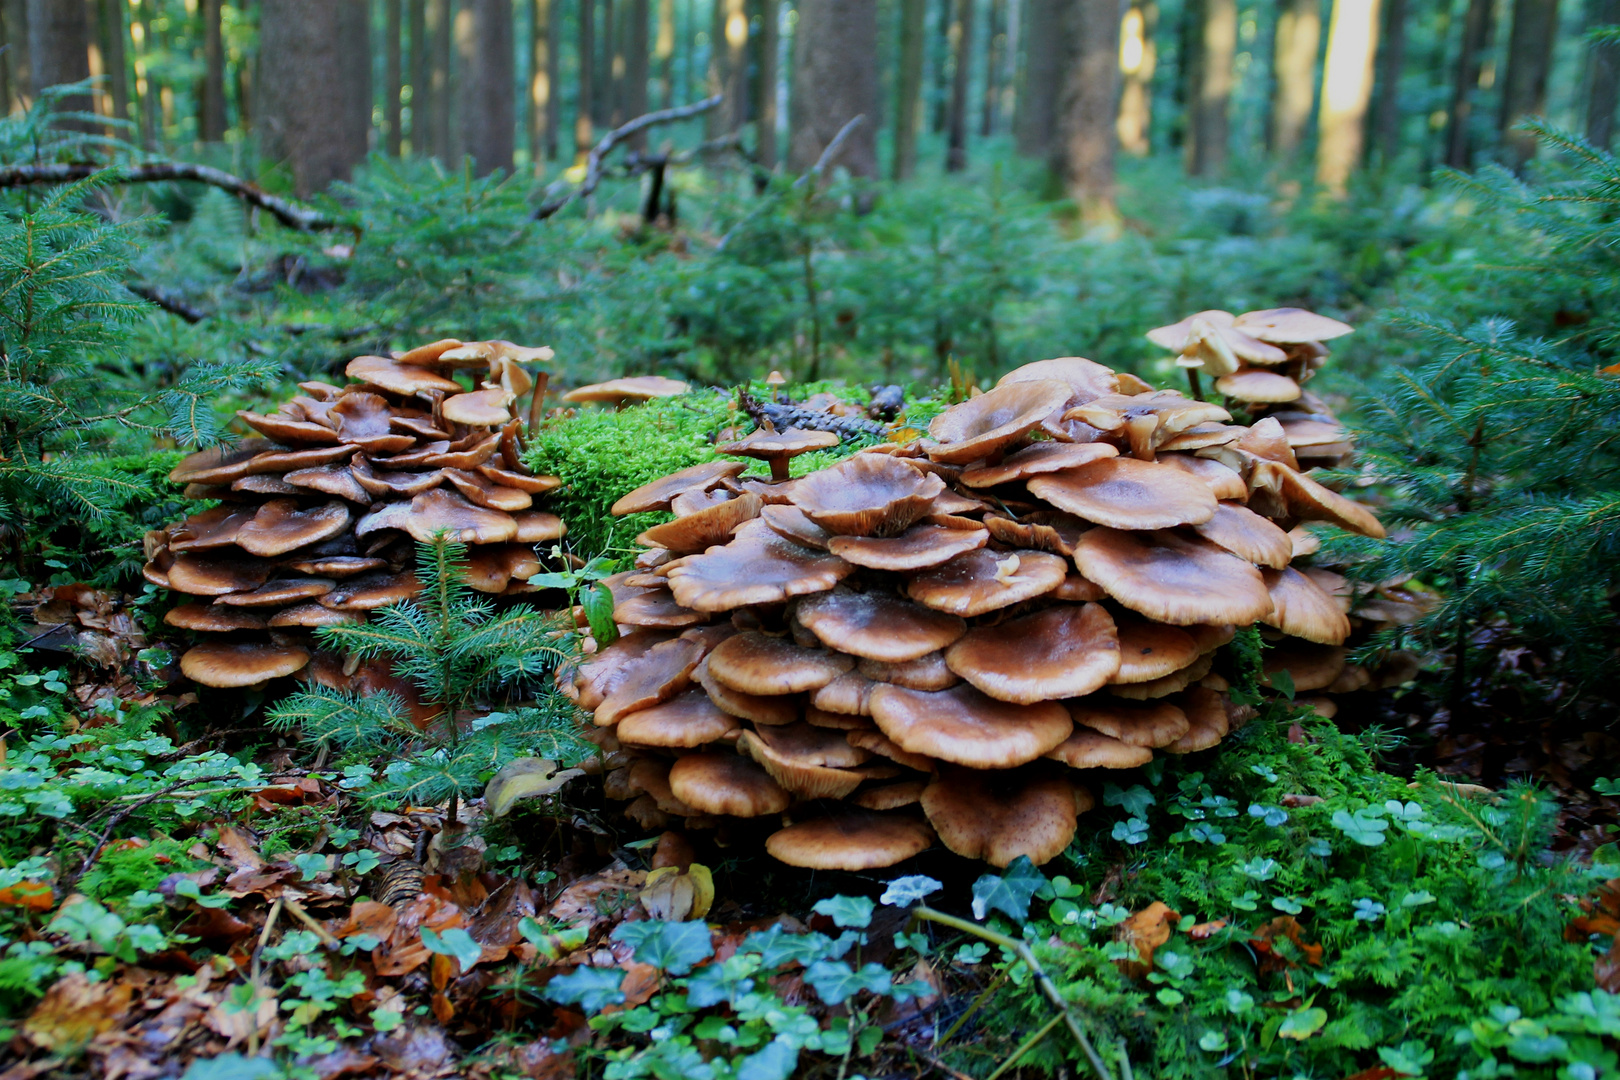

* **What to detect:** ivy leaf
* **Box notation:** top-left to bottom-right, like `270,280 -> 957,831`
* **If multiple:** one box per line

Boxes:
971,856 -> 1047,921
421,927 -> 482,975
741,925 -> 854,969
1104,783 -> 1156,818
733,1036 -> 799,1080
543,965 -> 626,1013
812,895 -> 874,928
804,960 -> 891,1005
1277,1007 -> 1329,1040
611,919 -> 713,975
879,875 -> 941,907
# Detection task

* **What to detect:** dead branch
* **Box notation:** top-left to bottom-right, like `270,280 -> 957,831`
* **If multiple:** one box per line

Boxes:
127,282 -> 209,323
0,160 -> 347,232
794,114 -> 867,189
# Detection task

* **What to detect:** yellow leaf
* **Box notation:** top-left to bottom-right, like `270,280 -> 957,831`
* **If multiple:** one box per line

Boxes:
484,757 -> 585,818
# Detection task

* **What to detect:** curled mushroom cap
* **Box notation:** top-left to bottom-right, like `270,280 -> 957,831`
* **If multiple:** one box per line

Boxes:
168,507 -> 253,553
789,454 -> 945,536
1215,368 -> 1302,403
945,603 -> 1121,704
395,338 -> 464,366
166,552 -> 274,596
283,464 -> 372,505
1262,567 -> 1353,645
766,812 -> 936,870
442,388 -> 513,427
982,511 -> 1089,557
1157,453 -> 1248,501
1046,728 -> 1155,769
717,427 -> 841,482
922,767 -> 1082,867
1192,503 -> 1294,569
443,468 -> 533,512
1252,462 -> 1387,539
796,587 -> 967,662
180,642 -> 311,688
1163,686 -> 1231,753
759,504 -> 834,550
611,460 -> 748,516
904,548 -> 1067,617
665,524 -> 855,612
995,356 -> 1118,404
1065,392 -> 1232,459
616,689 -> 742,748
235,500 -> 352,558
693,656 -> 802,725
594,637 -> 706,726
1070,698 -> 1190,748
640,493 -> 762,554
235,410 -> 341,445
346,355 -> 462,396
706,630 -> 855,695
960,441 -> 1118,488
169,439 -> 276,485
215,578 -> 336,607
1234,307 -> 1354,344
1073,528 -> 1273,626
740,722 -> 871,799
668,752 -> 790,817
869,683 -> 1072,768
926,379 -> 1073,464
827,521 -> 989,571
1028,457 -> 1218,530
562,375 -> 690,406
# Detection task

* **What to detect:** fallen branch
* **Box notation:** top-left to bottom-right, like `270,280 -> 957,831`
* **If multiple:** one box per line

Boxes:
127,282 -> 208,323
534,94 -> 724,221
0,160 -> 347,232
793,114 -> 866,189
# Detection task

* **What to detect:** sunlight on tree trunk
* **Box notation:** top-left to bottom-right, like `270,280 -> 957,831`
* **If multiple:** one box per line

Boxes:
1269,0 -> 1318,161
1497,0 -> 1559,166
530,0 -> 555,167
26,0 -> 91,124
1117,0 -> 1156,155
1445,0 -> 1493,168
428,0 -> 453,159
625,0 -> 650,148
261,0 -> 365,194
1316,0 -> 1380,195
756,0 -> 780,167
1186,0 -> 1234,176
789,0 -> 879,176
656,0 -> 675,106
1587,0 -> 1620,147
1056,0 -> 1122,226
100,0 -> 129,134
895,0 -> 927,177
408,0 -> 427,153
945,0 -> 974,171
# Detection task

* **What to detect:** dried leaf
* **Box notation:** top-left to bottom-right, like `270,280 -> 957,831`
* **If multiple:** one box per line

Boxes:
0,881 -> 55,911
485,757 -> 586,818
1113,901 -> 1178,979
640,864 -> 715,921
1188,919 -> 1228,940
1249,915 -> 1324,972
22,973 -> 135,1051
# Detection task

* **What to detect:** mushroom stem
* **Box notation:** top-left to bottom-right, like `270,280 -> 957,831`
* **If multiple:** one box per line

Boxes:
768,459 -> 791,483
910,905 -> 1116,1080
1186,367 -> 1204,401
527,370 -> 550,438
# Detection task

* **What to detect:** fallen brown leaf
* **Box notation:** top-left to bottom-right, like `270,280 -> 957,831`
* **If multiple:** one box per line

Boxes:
1113,901 -> 1179,979
23,972 -> 135,1052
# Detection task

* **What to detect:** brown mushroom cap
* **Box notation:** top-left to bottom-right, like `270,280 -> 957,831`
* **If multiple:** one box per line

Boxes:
232,475 -> 302,496
641,493 -> 762,554
1234,307 -> 1354,343
1069,698 -> 1190,747
215,578 -> 336,607
926,379 -> 1073,464
995,356 -> 1118,404
613,588 -> 711,629
693,655 -> 802,725
668,752 -> 790,817
665,524 -> 855,612
869,683 -> 1072,768
180,642 -> 311,687
858,651 -> 959,691
442,388 -> 513,427
422,432 -> 502,470
1028,457 -> 1218,530
167,553 -> 275,596
1262,567 -> 1353,645
706,631 -> 855,695
766,812 -> 936,869
575,629 -> 679,711
462,544 -> 542,593
796,588 -> 967,662
594,637 -> 706,726
1162,686 -> 1231,753
1262,643 -> 1347,692
611,460 -> 750,516
236,500 -> 352,557
959,441 -> 1119,488
267,603 -> 364,627
169,439 -> 276,484
789,455 -> 945,536
168,507 -> 253,553
562,375 -> 690,405
847,729 -> 938,772
1256,462 -> 1387,539
1112,618 -> 1201,683
1157,453 -> 1247,501
716,427 -> 840,479
1215,369 -> 1302,403
442,468 -> 534,512
349,455 -> 446,499
827,521 -> 989,571
759,504 -> 834,550
1192,503 -> 1293,568
400,488 -> 517,544
283,464 -> 372,504
346,355 -> 462,397
740,722 -> 871,798
982,511 -> 1089,557
616,689 -> 742,748
1236,417 -> 1301,469
812,672 -> 879,716
904,548 -> 1067,616
945,603 -> 1121,703
395,338 -> 465,366
921,767 -> 1081,867
317,571 -> 423,610
512,511 -> 567,543
851,780 -> 928,810
477,464 -> 559,494
1073,528 -> 1274,626
164,603 -> 267,632
1045,728 -> 1155,769
1108,651 -> 1214,699
235,410 -> 341,445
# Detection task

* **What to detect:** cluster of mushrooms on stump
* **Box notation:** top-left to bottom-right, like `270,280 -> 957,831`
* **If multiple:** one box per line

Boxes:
147,340 -> 565,699
568,351 -> 1392,872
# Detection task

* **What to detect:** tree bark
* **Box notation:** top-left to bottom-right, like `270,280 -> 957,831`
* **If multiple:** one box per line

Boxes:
530,0 -> 554,166
134,0 -> 159,147
609,0 -> 627,125
428,0 -> 452,159
26,0 -> 92,122
1117,0 -> 1156,154
707,0 -> 747,134
1316,0 -> 1380,193
894,0 -> 927,176
1270,0 -> 1320,159
944,0 -> 974,170
1497,0 -> 1559,165
932,0 -> 952,131
625,0 -> 649,146
981,0 -> 1003,135
409,0 -> 427,151
598,0 -> 614,125
757,0 -> 780,166
1373,0 -> 1406,163
100,0 -> 129,130
1184,0 -> 1235,175
260,0 -> 367,195
3,0 -> 32,111
1016,0 -> 1062,155
789,0 -> 879,175
384,0 -> 403,155
1055,0 -> 1121,222
656,0 -> 675,105
1587,0 -> 1620,146
576,0 -> 595,162
455,0 -> 515,174
200,0 -> 226,140
340,0 -> 372,160
1444,0 -> 1493,168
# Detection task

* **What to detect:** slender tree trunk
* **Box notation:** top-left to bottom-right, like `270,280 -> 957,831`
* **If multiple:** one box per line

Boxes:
428,0 -> 452,158
237,26 -> 253,134
625,0 -> 649,144
261,0 -> 366,194
1587,0 -> 1620,146
656,0 -> 675,105
26,0 -> 92,122
341,0 -> 372,161
932,0 -> 952,130
895,0 -> 927,176
1445,0 -> 1493,168
1017,0 -> 1061,155
101,0 -> 129,130
980,0 -> 1003,136
1270,0 -> 1321,159
757,0 -> 780,165
3,0 -> 31,110
199,0 -> 226,140
577,0 -> 595,162
530,0 -> 553,166
1497,0 -> 1559,165
1118,0 -> 1156,154
409,0 -> 427,152
0,5 -> 12,115
135,0 -> 159,147
1316,0 -> 1380,193
789,0 -> 879,175
1055,0 -> 1121,222
944,0 -> 974,170
1186,0 -> 1235,175
1001,0 -> 1020,123
707,0 -> 747,133
598,0 -> 614,125
384,0 -> 403,154
1373,0 -> 1406,163
455,0 -> 515,173
610,0 -> 627,126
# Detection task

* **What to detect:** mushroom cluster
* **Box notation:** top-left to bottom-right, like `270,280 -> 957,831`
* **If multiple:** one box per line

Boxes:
148,339 -> 566,690
568,356 -> 1389,871
1148,307 -> 1357,468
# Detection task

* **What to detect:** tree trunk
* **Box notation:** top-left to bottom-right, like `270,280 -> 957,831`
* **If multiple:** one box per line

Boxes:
199,0 -> 226,140
576,0 -> 595,162
788,0 -> 879,175
1316,0 -> 1380,193
1444,0 -> 1493,168
609,0 -> 626,126
707,0 -> 747,134
894,0 -> 927,176
1055,0 -> 1121,222
427,0 -> 452,158
1117,0 -> 1156,154
530,0 -> 554,166
341,0 -> 371,160
625,0 -> 649,144
944,0 -> 974,170
408,0 -> 426,151
757,0 -> 780,166
101,0 -> 129,130
1587,0 -> 1620,146
384,0 -> 403,155
656,0 -> 674,105
1270,0 -> 1320,159
26,0 -> 92,122
1497,0 -> 1559,165
1185,0 -> 1234,175
455,0 -> 515,174
3,0 -> 31,111
1016,0 -> 1061,155
260,0 -> 367,195
932,0 -> 952,130
135,0 -> 159,147
1373,0 -> 1406,163
598,0 -> 614,126
980,0 -> 1002,135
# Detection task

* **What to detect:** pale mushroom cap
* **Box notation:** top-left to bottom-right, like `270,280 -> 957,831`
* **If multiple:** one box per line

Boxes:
180,642 -> 311,687
1236,417 -> 1301,469
668,752 -> 790,817
394,338 -> 464,366
959,441 -> 1119,488
1192,503 -> 1294,569
1215,368 -> 1302,404
611,460 -> 749,516
765,813 -> 936,869
1111,618 -> 1201,683
1073,528 -> 1274,626
1157,453 -> 1248,501
869,683 -> 1073,768
236,499 -> 352,557
796,588 -> 967,663
1028,457 -> 1219,530
926,379 -> 1073,464
905,548 -> 1067,617
346,355 -> 463,396
616,689 -> 743,748
789,454 -> 945,536
1045,728 -> 1155,769
1069,698 -> 1191,748
640,493 -> 762,554
827,522 -> 989,571
665,526 -> 855,612
706,631 -> 855,695
995,357 -> 1118,404
1234,307 -> 1354,343
1145,310 -> 1236,351
921,767 -> 1080,867
562,375 -> 690,404
1262,567 -> 1353,645
945,603 -> 1121,703
442,388 -> 513,427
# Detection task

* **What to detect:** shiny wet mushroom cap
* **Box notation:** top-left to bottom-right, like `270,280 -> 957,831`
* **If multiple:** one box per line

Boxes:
826,521 -> 989,571
926,379 -> 1073,465
1045,728 -> 1155,769
441,388 -> 513,427
665,524 -> 855,612
402,488 -> 517,544
1073,528 -> 1273,626
959,441 -> 1118,488
796,587 -> 967,662
1027,457 -> 1218,530
1069,698 -> 1190,748
789,454 -> 945,536
869,682 -> 1072,768
705,631 -> 855,695
616,689 -> 742,748
1193,503 -> 1294,568
346,355 -> 463,397
904,548 -> 1067,616
765,812 -> 936,870
180,642 -> 311,688
944,603 -> 1121,704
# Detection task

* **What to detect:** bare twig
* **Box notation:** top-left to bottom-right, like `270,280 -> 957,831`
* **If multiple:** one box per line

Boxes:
793,114 -> 867,189
0,161 -> 347,232
534,94 -> 724,221
127,282 -> 208,323
282,896 -> 342,949
65,773 -> 237,888
986,1013 -> 1065,1080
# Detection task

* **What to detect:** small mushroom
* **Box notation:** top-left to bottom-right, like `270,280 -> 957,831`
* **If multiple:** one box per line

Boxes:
868,683 -> 1072,768
717,427 -> 840,482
